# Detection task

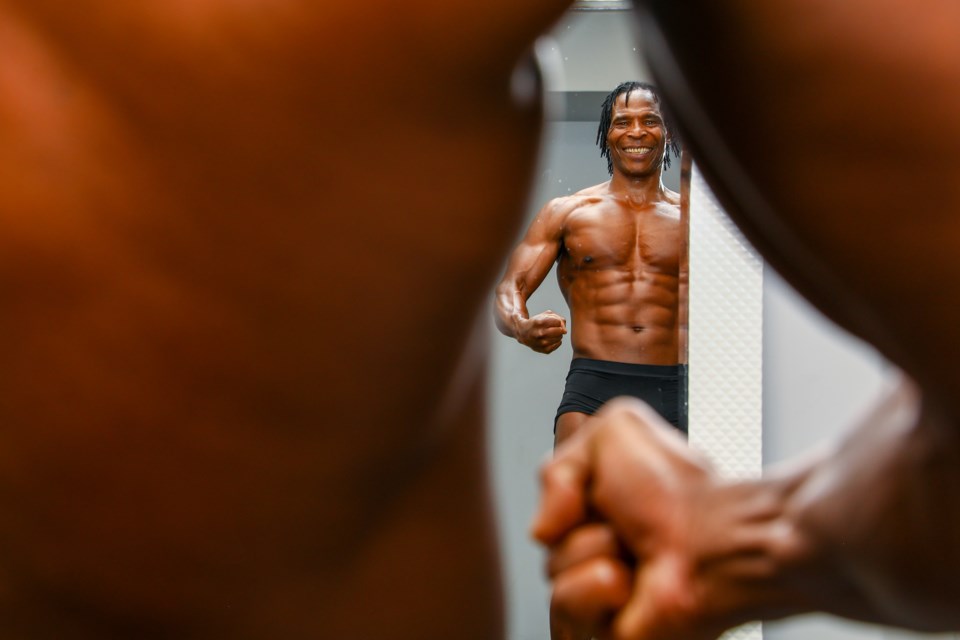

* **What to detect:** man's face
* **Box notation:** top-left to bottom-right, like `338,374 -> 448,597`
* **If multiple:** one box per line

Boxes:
606,90 -> 667,178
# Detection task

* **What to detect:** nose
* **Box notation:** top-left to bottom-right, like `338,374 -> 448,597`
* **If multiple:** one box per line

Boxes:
627,120 -> 647,137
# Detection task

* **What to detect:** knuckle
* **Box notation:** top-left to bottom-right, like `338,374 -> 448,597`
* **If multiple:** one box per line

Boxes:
538,459 -> 559,486
595,397 -> 637,420
598,397 -> 652,424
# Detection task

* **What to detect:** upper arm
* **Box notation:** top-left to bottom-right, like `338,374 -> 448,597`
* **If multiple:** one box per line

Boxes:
498,199 -> 568,299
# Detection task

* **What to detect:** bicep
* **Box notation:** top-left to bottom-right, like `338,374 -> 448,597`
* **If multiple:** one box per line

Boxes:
499,211 -> 565,296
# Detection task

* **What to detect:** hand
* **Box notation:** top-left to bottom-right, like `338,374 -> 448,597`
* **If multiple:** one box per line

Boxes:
517,310 -> 567,354
531,398 -> 731,640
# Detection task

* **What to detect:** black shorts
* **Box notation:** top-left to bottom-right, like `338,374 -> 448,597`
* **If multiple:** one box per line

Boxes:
555,358 -> 688,434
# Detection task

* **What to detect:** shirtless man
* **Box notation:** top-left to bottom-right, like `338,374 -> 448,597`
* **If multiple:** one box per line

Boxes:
495,81 -> 686,446
533,1 -> 960,639
0,1 -> 572,637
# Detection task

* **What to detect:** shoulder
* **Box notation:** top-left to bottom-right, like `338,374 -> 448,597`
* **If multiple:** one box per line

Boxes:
538,185 -> 611,221
563,181 -> 616,211
541,192 -> 590,215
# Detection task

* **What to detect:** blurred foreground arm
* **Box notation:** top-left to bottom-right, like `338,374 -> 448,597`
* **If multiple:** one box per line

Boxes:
0,0 -> 571,637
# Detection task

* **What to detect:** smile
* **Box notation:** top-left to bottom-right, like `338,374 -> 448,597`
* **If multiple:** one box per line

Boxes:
623,147 -> 653,155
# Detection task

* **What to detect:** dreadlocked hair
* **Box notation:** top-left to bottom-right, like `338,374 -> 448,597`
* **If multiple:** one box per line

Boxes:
596,81 -> 682,176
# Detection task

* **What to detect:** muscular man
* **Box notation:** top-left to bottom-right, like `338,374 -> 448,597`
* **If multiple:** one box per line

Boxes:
533,1 -> 960,638
495,81 -> 686,446
0,1 -> 572,637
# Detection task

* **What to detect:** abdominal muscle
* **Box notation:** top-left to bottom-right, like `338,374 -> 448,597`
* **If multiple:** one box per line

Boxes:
563,271 -> 680,365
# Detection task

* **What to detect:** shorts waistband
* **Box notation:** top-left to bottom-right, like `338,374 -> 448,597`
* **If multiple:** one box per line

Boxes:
569,358 -> 686,377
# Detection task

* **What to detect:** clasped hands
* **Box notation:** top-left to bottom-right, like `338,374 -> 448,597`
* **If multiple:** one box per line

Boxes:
532,398 -> 744,640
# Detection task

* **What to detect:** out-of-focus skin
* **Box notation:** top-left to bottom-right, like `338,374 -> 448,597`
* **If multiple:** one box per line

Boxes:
494,88 -> 683,444
0,1 -> 572,637
533,1 -> 960,638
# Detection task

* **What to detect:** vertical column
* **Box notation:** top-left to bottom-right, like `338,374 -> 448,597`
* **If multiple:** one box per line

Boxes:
687,162 -> 764,640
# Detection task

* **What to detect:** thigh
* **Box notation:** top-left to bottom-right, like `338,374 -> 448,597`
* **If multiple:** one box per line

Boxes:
555,412 -> 592,448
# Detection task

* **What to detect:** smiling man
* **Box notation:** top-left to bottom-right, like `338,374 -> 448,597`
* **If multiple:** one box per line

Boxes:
496,81 -> 686,449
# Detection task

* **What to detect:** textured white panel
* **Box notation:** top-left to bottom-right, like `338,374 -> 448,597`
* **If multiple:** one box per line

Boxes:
688,164 -> 764,640
688,164 -> 763,474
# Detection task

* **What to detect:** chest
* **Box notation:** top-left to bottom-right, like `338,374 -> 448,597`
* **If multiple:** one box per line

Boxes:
560,203 -> 681,274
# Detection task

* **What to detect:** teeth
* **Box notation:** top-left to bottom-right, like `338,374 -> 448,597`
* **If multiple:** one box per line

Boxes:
624,147 -> 652,155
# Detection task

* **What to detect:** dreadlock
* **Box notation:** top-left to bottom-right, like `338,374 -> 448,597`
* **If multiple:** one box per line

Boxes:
597,81 -> 681,176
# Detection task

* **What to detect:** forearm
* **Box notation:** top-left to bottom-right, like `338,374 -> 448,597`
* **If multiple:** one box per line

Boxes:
698,381 -> 960,631
785,383 -> 960,629
493,282 -> 529,338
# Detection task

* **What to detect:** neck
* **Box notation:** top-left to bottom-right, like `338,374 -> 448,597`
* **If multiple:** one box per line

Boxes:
608,169 -> 666,203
